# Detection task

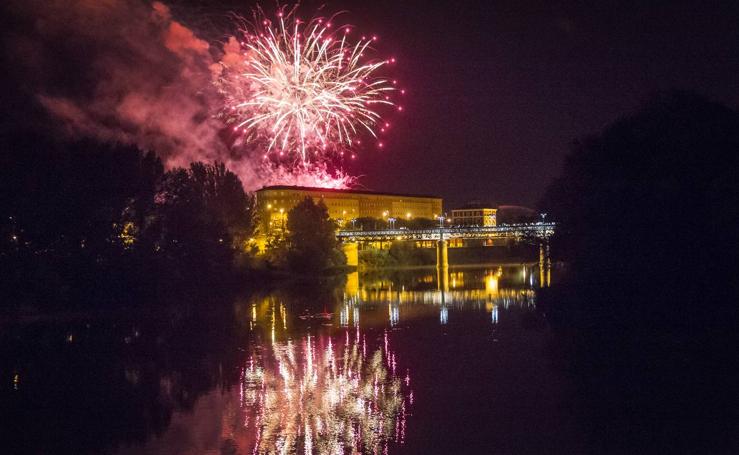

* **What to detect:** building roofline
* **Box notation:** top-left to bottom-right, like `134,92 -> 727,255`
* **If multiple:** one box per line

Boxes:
452,204 -> 497,210
256,185 -> 442,200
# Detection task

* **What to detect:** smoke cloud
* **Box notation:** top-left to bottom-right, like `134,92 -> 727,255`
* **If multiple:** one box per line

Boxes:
2,0 -> 264,187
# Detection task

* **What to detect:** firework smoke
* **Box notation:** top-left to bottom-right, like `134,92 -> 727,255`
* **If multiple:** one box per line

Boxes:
2,0 -> 240,177
3,1 -> 398,189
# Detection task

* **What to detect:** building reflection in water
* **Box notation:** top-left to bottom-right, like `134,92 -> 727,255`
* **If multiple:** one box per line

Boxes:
226,264 -> 541,452
231,327 -> 410,454
347,265 -> 540,327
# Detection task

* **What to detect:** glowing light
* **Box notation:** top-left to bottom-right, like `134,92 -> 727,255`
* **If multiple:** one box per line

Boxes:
216,6 -> 396,174
485,273 -> 499,294
257,162 -> 357,188
238,331 -> 410,452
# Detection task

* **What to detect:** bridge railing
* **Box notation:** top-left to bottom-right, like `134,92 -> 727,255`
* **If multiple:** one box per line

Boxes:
336,222 -> 555,241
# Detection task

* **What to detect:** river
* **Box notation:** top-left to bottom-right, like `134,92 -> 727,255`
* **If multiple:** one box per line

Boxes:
2,264 -> 583,454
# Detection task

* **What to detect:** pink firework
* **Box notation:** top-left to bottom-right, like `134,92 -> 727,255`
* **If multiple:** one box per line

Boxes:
216,5 -> 397,169
257,162 -> 358,189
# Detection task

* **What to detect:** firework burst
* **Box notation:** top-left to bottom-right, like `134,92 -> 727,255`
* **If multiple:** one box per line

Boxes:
216,5 -> 398,175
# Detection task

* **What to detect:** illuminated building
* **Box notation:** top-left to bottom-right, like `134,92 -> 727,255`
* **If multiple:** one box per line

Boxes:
256,185 -> 442,237
451,202 -> 497,227
448,202 -> 497,247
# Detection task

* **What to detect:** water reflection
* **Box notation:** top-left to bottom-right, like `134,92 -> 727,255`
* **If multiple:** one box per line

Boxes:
346,265 -> 540,327
3,263 -> 557,454
233,332 -> 409,454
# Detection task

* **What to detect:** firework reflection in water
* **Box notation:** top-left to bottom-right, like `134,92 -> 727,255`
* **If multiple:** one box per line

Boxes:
238,331 -> 409,453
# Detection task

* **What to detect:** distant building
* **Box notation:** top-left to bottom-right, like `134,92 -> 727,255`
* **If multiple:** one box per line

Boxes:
256,185 -> 443,239
451,201 -> 497,227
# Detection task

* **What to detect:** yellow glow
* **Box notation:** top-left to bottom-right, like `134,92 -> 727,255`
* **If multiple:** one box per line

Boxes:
119,221 -> 136,247
485,274 -> 499,294
406,212 -> 411,219
255,187 -> 443,246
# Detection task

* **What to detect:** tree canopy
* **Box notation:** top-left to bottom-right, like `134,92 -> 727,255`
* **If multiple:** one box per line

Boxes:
284,197 -> 345,273
0,136 -> 257,309
540,91 -> 739,453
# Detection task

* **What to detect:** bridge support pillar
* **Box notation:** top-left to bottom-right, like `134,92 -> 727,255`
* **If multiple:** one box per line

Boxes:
436,239 -> 449,269
437,239 -> 449,292
344,271 -> 359,296
539,241 -> 551,287
342,241 -> 359,267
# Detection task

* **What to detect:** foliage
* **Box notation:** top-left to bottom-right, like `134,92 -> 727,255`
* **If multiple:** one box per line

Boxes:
1,137 -> 163,258
388,241 -> 435,265
0,136 -> 257,310
353,217 -> 385,230
358,242 -> 436,269
358,249 -> 395,269
540,91 -> 739,453
151,162 -> 256,271
284,197 -> 346,273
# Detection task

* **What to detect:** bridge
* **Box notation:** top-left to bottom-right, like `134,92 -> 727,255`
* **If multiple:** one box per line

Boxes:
337,222 -> 555,287
337,222 -> 555,242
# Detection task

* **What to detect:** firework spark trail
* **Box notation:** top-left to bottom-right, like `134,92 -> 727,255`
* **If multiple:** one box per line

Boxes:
216,5 -> 399,185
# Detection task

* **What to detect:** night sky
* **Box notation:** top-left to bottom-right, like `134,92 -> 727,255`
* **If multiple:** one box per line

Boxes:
4,0 -> 739,209
332,0 -> 739,208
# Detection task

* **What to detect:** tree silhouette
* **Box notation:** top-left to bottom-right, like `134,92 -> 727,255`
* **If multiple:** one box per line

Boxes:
285,197 -> 345,273
0,133 -> 257,310
149,162 -> 256,286
541,91 -> 739,453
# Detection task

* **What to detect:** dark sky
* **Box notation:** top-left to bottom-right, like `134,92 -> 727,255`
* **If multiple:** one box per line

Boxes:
273,0 -> 738,208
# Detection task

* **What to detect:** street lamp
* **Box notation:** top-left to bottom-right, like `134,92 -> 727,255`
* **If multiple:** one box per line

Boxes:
279,208 -> 285,230
436,215 -> 445,241
387,217 -> 397,229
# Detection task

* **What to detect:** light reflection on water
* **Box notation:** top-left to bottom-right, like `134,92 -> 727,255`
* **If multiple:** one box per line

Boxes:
110,264 -> 545,454
235,331 -> 409,454
2,264 -> 555,455
211,264 -> 541,454
343,265 -> 539,328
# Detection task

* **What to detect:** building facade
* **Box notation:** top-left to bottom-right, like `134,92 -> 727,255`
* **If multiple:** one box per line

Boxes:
256,185 -> 443,240
451,206 -> 497,227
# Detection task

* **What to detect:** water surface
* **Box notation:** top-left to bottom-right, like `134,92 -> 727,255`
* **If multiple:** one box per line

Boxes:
2,265 -> 581,454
